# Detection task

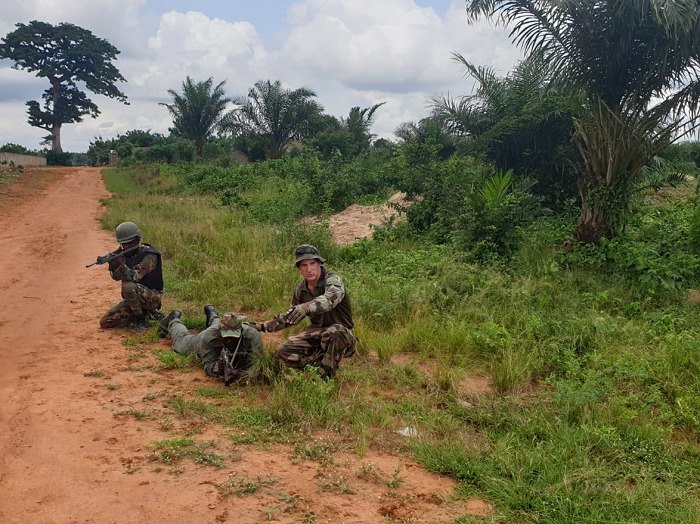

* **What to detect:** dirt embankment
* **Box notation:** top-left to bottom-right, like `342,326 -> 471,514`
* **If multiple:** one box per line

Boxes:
0,167 -> 492,523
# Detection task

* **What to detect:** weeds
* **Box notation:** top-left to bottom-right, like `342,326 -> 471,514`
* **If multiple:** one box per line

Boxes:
97,165 -> 700,522
149,438 -> 226,469
217,474 -> 277,498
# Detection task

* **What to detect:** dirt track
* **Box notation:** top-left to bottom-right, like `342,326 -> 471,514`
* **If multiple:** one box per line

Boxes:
0,167 -> 491,523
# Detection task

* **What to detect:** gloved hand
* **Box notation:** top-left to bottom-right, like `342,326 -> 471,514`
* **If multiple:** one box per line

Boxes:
248,321 -> 266,332
262,315 -> 287,332
108,255 -> 124,271
286,302 -> 314,325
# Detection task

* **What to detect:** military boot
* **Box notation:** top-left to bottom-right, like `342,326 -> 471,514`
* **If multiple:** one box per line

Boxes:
132,315 -> 148,334
149,310 -> 165,322
204,304 -> 219,328
157,310 -> 181,338
318,363 -> 336,381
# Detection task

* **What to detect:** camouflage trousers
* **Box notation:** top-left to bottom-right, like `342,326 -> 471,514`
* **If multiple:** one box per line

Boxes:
99,281 -> 162,328
277,324 -> 356,376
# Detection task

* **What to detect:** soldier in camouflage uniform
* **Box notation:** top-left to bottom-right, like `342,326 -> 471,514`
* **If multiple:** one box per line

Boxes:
99,222 -> 163,333
258,245 -> 356,379
158,306 -> 263,381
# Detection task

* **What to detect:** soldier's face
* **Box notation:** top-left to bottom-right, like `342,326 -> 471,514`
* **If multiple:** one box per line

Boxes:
298,259 -> 322,286
120,238 -> 139,251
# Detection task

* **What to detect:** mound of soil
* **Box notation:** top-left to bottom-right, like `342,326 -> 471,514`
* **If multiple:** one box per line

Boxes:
314,192 -> 410,245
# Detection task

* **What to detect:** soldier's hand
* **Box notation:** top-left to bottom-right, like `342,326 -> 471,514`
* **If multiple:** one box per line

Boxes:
107,255 -> 124,271
286,303 -> 313,325
262,314 -> 288,332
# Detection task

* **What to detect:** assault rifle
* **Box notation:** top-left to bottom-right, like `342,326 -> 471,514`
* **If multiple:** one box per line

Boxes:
221,338 -> 243,386
86,244 -> 139,268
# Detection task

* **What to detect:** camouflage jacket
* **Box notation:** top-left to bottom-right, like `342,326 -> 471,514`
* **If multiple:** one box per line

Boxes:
267,268 -> 353,331
109,244 -> 163,292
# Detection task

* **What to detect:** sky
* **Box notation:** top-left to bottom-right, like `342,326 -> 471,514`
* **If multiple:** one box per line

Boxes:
0,0 -> 523,153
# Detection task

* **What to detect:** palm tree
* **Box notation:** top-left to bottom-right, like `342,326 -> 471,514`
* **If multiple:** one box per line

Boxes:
394,116 -> 458,160
342,103 -> 386,154
160,77 -> 231,156
221,80 -> 324,159
465,0 -> 700,243
431,51 -> 580,203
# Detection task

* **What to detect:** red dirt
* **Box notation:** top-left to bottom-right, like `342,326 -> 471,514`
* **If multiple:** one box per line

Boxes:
328,193 -> 408,246
0,167 -> 493,523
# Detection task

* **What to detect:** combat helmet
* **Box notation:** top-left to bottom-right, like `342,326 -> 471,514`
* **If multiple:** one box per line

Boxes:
115,221 -> 142,244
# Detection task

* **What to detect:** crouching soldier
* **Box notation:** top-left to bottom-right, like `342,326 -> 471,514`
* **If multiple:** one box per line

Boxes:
99,221 -> 163,333
158,305 -> 263,383
257,244 -> 356,379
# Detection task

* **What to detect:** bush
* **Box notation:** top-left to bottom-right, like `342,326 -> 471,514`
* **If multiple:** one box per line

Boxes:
46,151 -> 72,166
563,199 -> 700,293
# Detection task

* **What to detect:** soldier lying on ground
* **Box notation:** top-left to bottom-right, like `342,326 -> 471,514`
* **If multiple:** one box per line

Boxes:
158,305 -> 263,383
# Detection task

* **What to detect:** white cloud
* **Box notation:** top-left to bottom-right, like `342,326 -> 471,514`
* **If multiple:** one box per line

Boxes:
0,0 -> 521,151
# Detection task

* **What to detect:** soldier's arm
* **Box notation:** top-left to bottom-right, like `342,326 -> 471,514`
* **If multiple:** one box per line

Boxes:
114,253 -> 158,283
283,274 -> 346,325
304,273 -> 346,314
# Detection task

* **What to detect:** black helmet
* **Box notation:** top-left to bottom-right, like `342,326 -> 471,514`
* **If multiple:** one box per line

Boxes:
115,221 -> 142,244
293,244 -> 325,268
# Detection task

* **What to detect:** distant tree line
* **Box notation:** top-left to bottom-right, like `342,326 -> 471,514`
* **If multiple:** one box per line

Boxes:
3,1 -> 700,246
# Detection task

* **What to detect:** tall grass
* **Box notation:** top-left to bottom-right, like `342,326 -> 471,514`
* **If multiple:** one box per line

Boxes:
99,165 -> 700,523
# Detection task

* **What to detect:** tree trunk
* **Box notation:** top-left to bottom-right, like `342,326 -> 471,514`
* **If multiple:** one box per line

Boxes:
51,124 -> 63,153
51,78 -> 63,153
572,168 -> 613,245
573,201 -> 612,244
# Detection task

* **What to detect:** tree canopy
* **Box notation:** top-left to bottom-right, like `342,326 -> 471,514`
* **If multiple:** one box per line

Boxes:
306,104 -> 386,159
160,76 -> 231,156
431,51 -> 580,204
0,20 -> 128,153
464,0 -> 700,243
222,80 -> 324,159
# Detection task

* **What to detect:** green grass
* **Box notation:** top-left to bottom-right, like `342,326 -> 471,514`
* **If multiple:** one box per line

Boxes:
149,437 -> 227,469
96,164 -> 700,523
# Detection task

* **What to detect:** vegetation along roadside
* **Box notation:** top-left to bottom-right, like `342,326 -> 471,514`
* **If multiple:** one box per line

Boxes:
99,159 -> 700,523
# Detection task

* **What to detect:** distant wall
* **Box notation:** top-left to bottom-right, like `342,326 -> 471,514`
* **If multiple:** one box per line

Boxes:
0,153 -> 47,167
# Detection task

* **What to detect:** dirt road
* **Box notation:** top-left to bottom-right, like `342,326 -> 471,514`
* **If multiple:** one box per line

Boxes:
0,167 -> 489,523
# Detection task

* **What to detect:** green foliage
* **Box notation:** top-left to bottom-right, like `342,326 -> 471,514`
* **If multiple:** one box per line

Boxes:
432,51 -> 580,205
687,199 -> 700,253
390,150 -> 544,260
671,140 -> 700,169
0,143 -> 41,155
45,150 -> 72,166
87,130 -> 168,166
155,350 -> 199,369
221,79 -> 324,159
454,170 -> 545,261
306,104 -> 386,160
149,437 -> 225,468
465,0 -> 700,244
160,76 -> 231,156
163,149 -> 392,223
101,163 -> 700,522
269,369 -> 340,432
563,199 -> 700,293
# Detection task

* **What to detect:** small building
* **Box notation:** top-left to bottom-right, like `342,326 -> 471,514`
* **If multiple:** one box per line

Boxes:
108,150 -> 121,166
